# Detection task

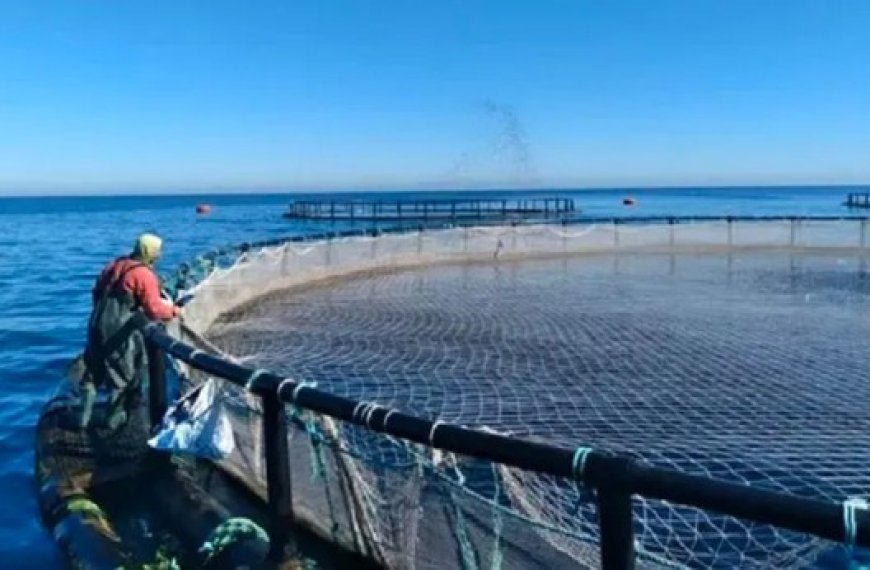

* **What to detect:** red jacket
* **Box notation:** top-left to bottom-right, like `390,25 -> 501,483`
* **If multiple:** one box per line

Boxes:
93,258 -> 179,321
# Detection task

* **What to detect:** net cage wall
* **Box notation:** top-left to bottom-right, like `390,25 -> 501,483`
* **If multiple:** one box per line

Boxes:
163,219 -> 870,569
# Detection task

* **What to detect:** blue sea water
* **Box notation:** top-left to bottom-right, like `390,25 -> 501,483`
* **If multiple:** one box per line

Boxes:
0,186 -> 864,568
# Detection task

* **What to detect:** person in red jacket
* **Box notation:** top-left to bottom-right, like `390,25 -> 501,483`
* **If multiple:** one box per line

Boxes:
80,233 -> 181,429
91,244 -> 181,321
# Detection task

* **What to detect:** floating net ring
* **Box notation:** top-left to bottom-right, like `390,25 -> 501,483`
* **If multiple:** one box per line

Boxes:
168,218 -> 870,569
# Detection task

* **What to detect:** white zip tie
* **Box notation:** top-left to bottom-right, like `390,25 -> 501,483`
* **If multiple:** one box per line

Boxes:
843,497 -> 868,549
572,447 -> 593,480
363,404 -> 382,428
352,401 -> 367,421
428,420 -> 445,447
244,368 -> 268,391
277,378 -> 295,399
383,409 -> 397,430
291,381 -> 315,403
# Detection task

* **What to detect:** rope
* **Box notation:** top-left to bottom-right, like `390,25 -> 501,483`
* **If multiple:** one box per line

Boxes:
449,483 -> 480,570
198,517 -> 269,566
843,497 -> 868,552
286,406 -> 341,543
490,463 -> 504,570
305,417 -> 328,481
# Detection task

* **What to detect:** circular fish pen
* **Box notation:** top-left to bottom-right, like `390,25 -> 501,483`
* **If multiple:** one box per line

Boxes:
171,219 -> 870,569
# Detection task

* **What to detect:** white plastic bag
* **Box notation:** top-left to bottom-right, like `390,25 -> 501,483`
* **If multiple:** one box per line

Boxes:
148,378 -> 235,460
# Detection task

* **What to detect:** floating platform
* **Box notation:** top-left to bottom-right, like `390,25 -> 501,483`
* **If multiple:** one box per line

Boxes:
844,192 -> 870,208
282,197 -> 577,221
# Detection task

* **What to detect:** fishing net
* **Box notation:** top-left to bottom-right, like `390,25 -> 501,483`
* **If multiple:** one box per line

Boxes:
36,381 -> 152,505
167,219 -> 870,569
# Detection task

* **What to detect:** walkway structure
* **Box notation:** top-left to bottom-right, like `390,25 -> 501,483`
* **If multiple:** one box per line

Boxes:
283,197 -> 576,221
845,192 -> 870,208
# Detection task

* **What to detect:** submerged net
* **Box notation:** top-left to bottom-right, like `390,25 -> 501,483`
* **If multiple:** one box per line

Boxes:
168,219 -> 870,569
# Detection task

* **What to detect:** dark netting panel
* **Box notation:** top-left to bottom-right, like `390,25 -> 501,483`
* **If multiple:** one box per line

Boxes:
168,221 -> 870,568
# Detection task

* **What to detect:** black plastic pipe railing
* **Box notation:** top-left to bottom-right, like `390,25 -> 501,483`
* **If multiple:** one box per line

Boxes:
145,322 -> 870,569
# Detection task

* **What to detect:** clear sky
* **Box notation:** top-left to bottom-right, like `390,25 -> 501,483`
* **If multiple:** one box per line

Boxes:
2,1 -> 870,194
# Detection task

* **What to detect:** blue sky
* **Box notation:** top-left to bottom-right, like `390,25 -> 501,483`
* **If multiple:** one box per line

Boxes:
1,1 -> 870,193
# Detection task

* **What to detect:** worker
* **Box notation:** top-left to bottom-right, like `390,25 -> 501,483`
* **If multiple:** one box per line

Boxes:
79,233 -> 181,429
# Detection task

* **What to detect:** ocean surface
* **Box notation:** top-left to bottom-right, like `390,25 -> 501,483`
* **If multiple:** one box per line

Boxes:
0,186 -> 864,568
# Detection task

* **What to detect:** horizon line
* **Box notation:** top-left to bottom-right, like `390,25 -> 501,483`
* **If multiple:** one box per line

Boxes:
1,182 -> 868,199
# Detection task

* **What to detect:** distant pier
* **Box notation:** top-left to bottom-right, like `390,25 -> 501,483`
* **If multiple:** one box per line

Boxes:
845,192 -> 870,208
283,197 -> 577,222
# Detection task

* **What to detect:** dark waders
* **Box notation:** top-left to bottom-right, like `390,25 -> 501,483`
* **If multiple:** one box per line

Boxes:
80,262 -> 152,430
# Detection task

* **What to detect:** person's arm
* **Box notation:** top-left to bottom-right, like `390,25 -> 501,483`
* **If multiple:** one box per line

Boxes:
129,267 -> 180,321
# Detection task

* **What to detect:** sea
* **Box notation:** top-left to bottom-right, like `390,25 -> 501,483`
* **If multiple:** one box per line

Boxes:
0,186 -> 865,568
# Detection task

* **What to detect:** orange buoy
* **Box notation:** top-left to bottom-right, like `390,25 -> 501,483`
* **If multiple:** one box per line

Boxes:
622,197 -> 636,206
196,203 -> 212,215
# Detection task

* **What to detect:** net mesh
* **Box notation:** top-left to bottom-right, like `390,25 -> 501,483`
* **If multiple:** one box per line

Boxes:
168,220 -> 870,569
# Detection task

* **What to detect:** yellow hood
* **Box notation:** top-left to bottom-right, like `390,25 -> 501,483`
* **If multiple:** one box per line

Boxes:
133,233 -> 163,265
